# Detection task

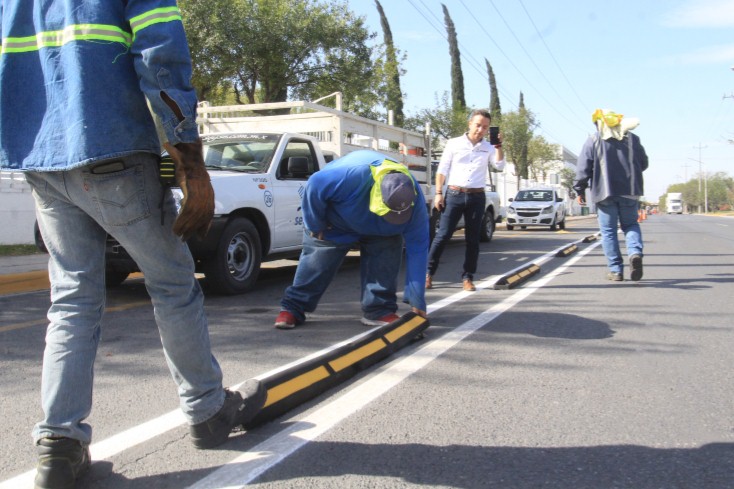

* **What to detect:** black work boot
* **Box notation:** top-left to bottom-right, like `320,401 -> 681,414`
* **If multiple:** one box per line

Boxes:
35,437 -> 91,489
189,380 -> 267,449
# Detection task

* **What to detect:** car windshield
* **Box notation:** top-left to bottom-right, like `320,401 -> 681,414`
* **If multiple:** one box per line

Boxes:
201,135 -> 278,173
515,190 -> 552,202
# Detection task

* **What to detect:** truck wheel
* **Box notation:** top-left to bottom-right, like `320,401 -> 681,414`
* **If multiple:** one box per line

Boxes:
506,223 -> 514,231
479,208 -> 495,242
105,270 -> 129,287
550,221 -> 557,231
34,221 -> 48,253
429,210 -> 441,242
203,217 -> 262,295
559,218 -> 566,230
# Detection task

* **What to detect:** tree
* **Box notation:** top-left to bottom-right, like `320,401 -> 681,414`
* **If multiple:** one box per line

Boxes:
442,4 -> 465,111
375,0 -> 405,127
404,92 -> 469,153
526,135 -> 558,182
559,167 -> 577,198
485,58 -> 501,124
501,99 -> 537,188
179,0 -> 375,106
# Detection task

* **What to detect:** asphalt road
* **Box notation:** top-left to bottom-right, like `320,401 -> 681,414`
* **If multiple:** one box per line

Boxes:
1,214 -> 733,489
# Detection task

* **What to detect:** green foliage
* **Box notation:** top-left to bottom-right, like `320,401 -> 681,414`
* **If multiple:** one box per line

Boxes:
375,0 -> 405,127
179,0 -> 375,106
666,172 -> 734,212
501,102 -> 537,184
404,92 -> 469,153
485,59 -> 501,125
559,167 -> 577,197
526,135 -> 558,181
0,244 -> 40,256
442,4 -> 465,111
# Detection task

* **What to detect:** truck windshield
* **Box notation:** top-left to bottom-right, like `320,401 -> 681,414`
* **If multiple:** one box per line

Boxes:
515,190 -> 552,201
201,136 -> 278,173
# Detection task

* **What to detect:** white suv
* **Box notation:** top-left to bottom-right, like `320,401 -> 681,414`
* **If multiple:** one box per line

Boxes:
505,188 -> 566,231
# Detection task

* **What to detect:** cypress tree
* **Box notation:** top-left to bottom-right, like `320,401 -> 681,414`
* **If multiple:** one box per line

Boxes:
485,58 -> 501,124
375,0 -> 404,126
442,4 -> 465,111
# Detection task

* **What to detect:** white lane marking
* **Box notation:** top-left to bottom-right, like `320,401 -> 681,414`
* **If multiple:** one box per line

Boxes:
186,243 -> 602,488
0,240 -> 600,489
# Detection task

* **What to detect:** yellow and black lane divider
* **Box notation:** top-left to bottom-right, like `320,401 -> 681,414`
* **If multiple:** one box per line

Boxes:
555,243 -> 579,257
244,312 -> 429,427
493,263 -> 542,290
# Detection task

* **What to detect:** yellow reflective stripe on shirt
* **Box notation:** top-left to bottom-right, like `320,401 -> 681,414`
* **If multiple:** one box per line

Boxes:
1,24 -> 132,53
129,7 -> 182,39
0,7 -> 182,54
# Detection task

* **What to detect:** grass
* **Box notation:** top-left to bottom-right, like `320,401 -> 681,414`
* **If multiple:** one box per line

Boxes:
0,244 -> 42,257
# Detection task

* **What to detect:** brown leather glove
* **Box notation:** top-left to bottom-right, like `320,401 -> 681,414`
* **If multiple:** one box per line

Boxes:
163,139 -> 214,240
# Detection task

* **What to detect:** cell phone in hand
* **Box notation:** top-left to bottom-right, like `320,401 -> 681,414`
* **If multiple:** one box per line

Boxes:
489,126 -> 500,146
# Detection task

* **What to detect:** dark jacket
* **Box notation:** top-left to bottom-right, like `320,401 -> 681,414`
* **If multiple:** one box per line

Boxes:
574,132 -> 648,203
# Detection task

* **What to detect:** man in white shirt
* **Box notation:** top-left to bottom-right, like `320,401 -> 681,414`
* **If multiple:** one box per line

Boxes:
426,109 -> 505,291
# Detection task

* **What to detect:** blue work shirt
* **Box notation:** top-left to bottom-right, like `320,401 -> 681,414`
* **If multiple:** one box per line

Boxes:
0,0 -> 199,170
303,150 -> 429,311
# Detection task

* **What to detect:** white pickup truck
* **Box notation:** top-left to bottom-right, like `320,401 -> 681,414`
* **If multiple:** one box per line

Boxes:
97,97 -> 437,294
36,96 -> 502,293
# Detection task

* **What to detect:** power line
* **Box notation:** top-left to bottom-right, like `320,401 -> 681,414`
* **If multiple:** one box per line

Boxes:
486,0 -> 587,124
517,0 -> 589,114
404,0 -> 581,148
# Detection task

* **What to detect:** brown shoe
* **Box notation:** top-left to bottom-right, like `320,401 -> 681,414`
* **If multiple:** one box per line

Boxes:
425,274 -> 433,289
463,279 -> 476,291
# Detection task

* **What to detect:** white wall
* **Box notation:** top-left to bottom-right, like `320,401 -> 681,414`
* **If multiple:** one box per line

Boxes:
0,171 -> 36,245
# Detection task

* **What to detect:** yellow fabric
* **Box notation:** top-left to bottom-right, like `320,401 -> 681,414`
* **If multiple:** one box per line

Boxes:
369,159 -> 415,216
592,109 -> 639,141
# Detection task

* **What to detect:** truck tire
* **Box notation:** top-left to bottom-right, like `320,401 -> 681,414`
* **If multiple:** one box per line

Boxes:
506,223 -> 514,231
203,217 -> 262,295
105,270 -> 129,287
479,208 -> 495,242
550,220 -> 557,231
559,218 -> 566,230
34,221 -> 48,253
429,209 -> 441,242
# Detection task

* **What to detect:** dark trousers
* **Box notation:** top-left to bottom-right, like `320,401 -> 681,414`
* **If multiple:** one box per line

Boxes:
427,189 -> 485,280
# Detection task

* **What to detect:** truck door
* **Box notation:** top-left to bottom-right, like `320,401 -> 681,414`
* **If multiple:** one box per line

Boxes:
271,139 -> 320,251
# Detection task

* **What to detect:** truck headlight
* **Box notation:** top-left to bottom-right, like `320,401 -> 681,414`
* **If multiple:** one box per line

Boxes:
540,206 -> 553,214
507,206 -> 516,215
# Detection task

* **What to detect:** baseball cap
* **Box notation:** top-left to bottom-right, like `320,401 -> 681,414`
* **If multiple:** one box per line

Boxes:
381,172 -> 415,225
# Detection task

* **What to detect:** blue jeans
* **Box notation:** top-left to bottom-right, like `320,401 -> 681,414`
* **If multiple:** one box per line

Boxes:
25,153 -> 224,444
596,196 -> 644,274
281,231 -> 403,321
427,189 -> 485,280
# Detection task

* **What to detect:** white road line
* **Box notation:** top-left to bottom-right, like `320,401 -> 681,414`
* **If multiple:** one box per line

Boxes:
0,240 -> 600,489
186,243 -> 601,488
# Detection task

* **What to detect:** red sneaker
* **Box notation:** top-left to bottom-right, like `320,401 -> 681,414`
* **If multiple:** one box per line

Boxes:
360,313 -> 400,327
274,310 -> 298,329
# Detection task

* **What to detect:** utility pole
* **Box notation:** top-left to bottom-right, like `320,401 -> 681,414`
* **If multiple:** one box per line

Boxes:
692,143 -> 707,213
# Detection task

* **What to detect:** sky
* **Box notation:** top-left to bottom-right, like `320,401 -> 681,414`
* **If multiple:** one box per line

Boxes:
347,0 -> 734,202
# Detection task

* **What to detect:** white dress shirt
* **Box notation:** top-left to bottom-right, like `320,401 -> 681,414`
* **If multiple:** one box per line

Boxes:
437,134 -> 505,188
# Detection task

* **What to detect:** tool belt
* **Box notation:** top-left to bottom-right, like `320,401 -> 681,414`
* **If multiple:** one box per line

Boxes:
448,186 -> 483,193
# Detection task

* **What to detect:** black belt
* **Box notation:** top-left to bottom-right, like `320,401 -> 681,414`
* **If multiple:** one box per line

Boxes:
448,186 -> 483,194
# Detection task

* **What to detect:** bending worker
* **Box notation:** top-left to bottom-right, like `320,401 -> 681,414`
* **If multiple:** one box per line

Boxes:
275,150 -> 429,329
